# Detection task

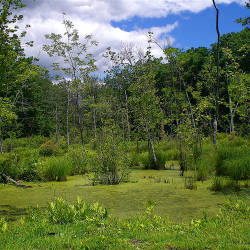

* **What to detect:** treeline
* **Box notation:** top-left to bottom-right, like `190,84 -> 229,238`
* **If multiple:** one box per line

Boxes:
0,0 -> 249,154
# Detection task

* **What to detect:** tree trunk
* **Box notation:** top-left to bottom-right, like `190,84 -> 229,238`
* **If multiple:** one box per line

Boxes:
125,90 -> 131,140
0,172 -> 32,188
0,127 -> 3,154
92,96 -> 97,138
76,93 -> 85,153
183,81 -> 196,128
66,86 -> 70,149
212,0 -> 221,146
144,119 -> 157,167
55,102 -> 60,143
213,119 -> 217,146
228,93 -> 235,133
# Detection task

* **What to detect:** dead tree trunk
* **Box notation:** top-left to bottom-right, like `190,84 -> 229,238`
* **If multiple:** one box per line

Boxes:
0,173 -> 32,188
212,0 -> 221,146
66,85 -> 70,149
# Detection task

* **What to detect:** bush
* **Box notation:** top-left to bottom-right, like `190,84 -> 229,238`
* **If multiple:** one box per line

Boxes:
66,148 -> 96,175
3,136 -> 47,152
0,153 -> 20,181
39,140 -> 60,156
0,218 -> 7,233
47,197 -> 108,224
165,149 -> 179,161
90,133 -> 130,185
0,148 -> 41,182
40,156 -> 73,181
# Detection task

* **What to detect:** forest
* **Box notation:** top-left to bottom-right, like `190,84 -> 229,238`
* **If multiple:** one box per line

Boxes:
0,0 -> 249,249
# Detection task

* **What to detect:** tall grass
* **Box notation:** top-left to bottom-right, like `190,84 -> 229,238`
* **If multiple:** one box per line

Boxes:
40,156 -> 73,181
215,137 -> 250,180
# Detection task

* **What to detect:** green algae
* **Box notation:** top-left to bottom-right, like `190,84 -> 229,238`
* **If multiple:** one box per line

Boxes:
0,170 -> 231,222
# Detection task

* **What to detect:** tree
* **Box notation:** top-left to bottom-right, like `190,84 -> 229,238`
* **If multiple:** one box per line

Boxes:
129,57 -> 163,168
222,47 -> 249,133
235,1 -> 250,27
43,14 -> 98,151
0,0 -> 41,144
0,98 -> 17,153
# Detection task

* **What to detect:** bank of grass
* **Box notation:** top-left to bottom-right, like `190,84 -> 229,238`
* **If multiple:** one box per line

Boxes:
0,197 -> 249,249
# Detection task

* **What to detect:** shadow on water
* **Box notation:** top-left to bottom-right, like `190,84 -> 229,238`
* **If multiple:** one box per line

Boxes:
0,205 -> 27,221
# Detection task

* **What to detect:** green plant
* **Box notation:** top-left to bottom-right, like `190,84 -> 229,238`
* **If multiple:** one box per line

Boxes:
47,197 -> 108,224
66,148 -> 95,175
41,156 -> 72,181
215,137 -> 250,180
210,177 -> 241,192
90,132 -> 130,185
39,140 -> 59,156
184,176 -> 197,190
0,218 -> 7,233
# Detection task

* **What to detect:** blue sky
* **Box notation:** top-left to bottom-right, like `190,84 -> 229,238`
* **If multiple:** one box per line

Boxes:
111,2 -> 248,49
21,0 -> 248,73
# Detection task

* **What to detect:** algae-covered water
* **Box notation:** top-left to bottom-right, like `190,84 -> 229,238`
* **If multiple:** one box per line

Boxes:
0,170 -> 228,222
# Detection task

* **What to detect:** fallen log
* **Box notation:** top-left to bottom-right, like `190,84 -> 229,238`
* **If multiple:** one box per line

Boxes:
0,172 -> 32,188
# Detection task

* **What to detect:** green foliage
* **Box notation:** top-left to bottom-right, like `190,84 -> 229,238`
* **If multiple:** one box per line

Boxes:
90,132 -> 130,185
0,218 -> 7,233
0,148 -> 40,181
143,150 -> 168,170
47,197 -> 108,225
40,156 -> 72,181
210,177 -> 241,192
66,147 -> 95,175
215,137 -> 250,180
184,176 -> 197,190
39,140 -> 60,156
0,199 -> 249,249
3,136 -> 47,152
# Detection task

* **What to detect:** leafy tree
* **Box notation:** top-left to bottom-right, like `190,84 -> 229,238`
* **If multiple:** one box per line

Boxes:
43,14 -> 98,151
0,98 -> 17,153
235,1 -> 250,27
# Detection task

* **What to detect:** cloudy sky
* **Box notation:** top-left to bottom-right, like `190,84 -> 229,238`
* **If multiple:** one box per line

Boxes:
19,0 -> 248,76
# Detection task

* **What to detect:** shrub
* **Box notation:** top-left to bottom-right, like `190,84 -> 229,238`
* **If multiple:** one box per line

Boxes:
90,133 -> 130,185
39,140 -> 59,156
40,156 -> 73,181
139,150 -> 169,170
0,148 -> 41,182
0,218 -> 7,233
3,136 -> 47,152
66,148 -> 96,175
165,149 -> 179,161
0,153 -> 20,181
47,197 -> 108,224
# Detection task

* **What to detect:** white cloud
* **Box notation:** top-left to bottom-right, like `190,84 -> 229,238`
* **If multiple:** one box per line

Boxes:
19,0 -> 244,75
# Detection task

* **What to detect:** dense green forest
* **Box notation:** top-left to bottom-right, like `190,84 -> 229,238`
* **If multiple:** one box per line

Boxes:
0,0 -> 249,249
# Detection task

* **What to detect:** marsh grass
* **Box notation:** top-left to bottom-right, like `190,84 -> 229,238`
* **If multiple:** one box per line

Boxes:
214,136 -> 250,180
210,177 -> 241,192
41,156 -> 73,181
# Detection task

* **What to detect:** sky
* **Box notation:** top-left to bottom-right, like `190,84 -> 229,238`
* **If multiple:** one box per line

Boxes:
19,0 -> 248,76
